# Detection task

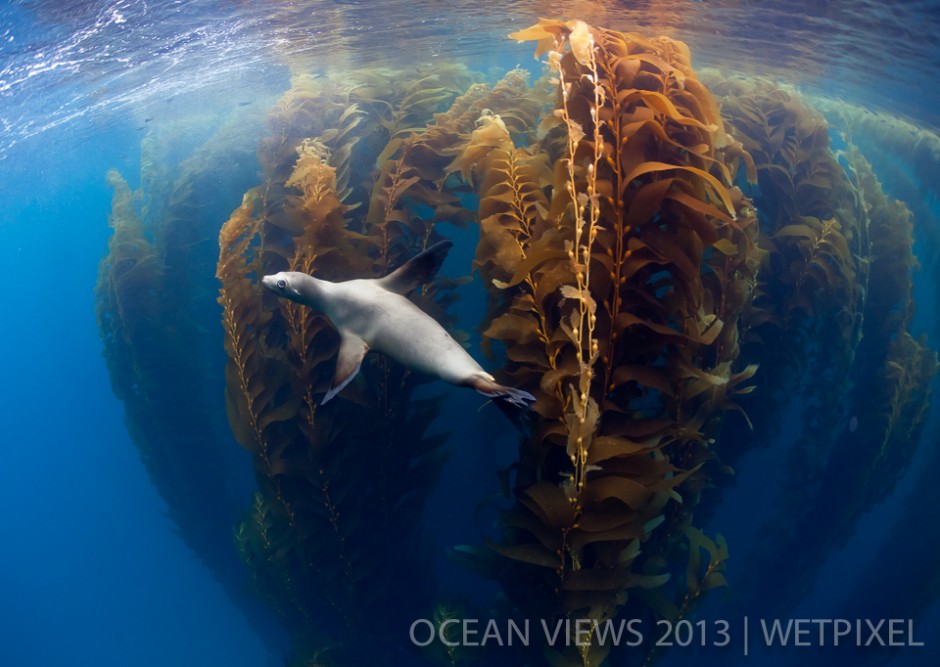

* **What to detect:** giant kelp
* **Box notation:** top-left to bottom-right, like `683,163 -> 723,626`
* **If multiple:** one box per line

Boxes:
736,147 -> 937,616
216,65 -> 543,664
702,77 -> 868,467
814,96 -> 940,340
445,22 -> 936,665
811,96 -> 940,205
447,20 -> 759,663
826,150 -> 936,514
99,19 -> 939,667
695,78 -> 872,552
95,112 -> 266,624
742,145 -> 939,660
701,76 -> 937,617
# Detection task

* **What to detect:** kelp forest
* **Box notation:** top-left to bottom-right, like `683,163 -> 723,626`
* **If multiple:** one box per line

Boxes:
95,18 -> 939,667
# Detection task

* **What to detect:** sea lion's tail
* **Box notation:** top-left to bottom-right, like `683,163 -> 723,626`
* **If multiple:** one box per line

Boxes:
469,376 -> 536,409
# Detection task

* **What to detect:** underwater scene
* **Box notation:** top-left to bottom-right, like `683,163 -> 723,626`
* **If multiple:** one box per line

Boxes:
2,1 -> 940,666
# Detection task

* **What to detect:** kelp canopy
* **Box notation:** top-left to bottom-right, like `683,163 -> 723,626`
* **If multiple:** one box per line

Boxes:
95,16 -> 938,667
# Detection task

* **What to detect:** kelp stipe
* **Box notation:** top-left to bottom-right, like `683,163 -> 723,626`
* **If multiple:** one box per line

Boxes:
451,20 -> 759,664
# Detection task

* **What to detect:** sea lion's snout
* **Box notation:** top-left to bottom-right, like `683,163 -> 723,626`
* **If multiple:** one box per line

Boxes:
261,272 -> 312,305
261,274 -> 280,291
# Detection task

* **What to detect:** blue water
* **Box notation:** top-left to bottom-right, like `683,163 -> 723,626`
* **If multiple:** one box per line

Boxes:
2,2 -> 940,667
0,122 -> 283,664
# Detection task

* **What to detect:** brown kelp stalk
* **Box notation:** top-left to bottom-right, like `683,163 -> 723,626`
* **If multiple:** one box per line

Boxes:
549,23 -> 605,519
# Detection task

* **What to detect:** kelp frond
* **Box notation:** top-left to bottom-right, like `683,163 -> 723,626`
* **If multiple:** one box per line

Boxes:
450,22 -> 760,653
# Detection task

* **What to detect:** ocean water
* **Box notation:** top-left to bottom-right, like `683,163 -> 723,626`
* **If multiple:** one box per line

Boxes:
1,2 -> 938,667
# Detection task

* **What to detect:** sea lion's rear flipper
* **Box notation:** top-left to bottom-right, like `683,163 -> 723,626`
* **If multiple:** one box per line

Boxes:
322,332 -> 370,404
468,375 -> 536,409
377,240 -> 453,295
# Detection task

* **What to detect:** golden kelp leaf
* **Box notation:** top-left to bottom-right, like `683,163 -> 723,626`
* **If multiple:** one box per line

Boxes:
649,463 -> 704,494
622,161 -> 736,217
587,436 -> 657,464
521,481 -> 578,529
712,238 -> 739,255
559,284 -> 597,316
502,246 -> 570,288
508,31 -> 558,59
633,587 -> 680,621
625,178 -> 674,229
619,251 -> 666,282
568,20 -> 595,67
568,523 -> 647,550
644,514 -> 666,533
507,341 -> 554,367
487,540 -> 559,569
565,395 -> 600,461
582,476 -> 653,510
729,363 -> 758,386
666,188 -> 733,227
703,571 -> 728,592
540,357 -> 580,394
630,572 -> 671,589
610,365 -> 676,397
375,137 -> 404,165
683,526 -> 728,594
561,569 -> 632,592
715,533 -> 730,560
577,507 -> 641,532
483,312 -> 542,346
507,22 -> 560,42
722,399 -> 754,430
615,312 -> 687,341
502,507 -> 565,551
697,317 -> 725,346
776,223 -> 822,241
258,393 -> 303,430
619,89 -> 716,132
567,119 -> 585,146
225,384 -> 259,451
478,219 -> 526,279
613,55 -> 642,85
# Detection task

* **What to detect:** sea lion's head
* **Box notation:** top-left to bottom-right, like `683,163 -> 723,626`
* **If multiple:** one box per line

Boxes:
262,271 -> 319,306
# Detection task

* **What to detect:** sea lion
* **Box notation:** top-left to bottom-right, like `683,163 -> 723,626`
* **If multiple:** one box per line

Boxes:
261,240 -> 535,408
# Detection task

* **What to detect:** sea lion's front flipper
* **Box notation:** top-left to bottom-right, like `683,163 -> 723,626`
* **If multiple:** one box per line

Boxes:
376,240 -> 453,295
322,332 -> 369,404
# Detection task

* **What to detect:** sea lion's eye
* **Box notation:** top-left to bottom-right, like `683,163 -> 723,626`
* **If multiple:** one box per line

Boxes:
276,279 -> 286,289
